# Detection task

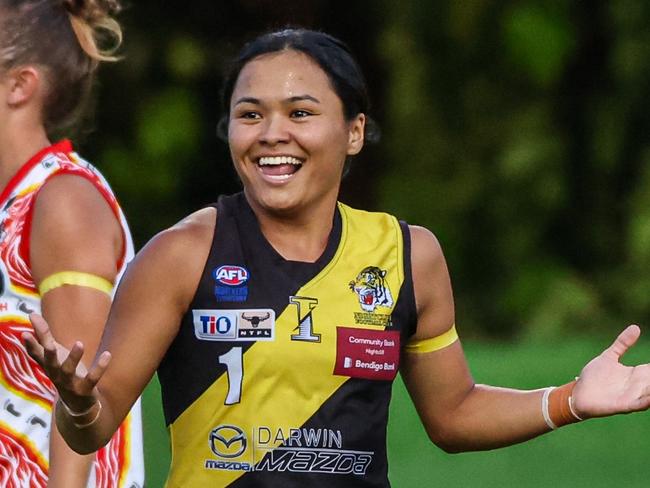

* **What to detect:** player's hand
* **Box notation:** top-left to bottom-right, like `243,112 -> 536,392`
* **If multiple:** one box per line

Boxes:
22,313 -> 110,413
572,325 -> 650,418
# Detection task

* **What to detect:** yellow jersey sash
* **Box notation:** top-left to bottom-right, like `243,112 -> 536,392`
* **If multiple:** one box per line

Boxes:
165,197 -> 410,487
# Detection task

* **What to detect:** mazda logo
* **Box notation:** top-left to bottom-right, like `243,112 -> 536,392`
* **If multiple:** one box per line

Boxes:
209,425 -> 247,458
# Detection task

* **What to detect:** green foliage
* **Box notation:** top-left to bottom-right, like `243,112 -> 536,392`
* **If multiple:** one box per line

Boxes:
96,87 -> 203,242
502,5 -> 576,87
166,35 -> 208,80
375,0 -> 650,337
137,88 -> 201,162
86,1 -> 650,337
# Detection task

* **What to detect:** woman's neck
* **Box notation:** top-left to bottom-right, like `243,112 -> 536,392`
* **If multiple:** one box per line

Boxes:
249,196 -> 338,263
0,123 -> 50,192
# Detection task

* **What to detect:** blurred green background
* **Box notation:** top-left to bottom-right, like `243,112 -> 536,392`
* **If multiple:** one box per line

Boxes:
71,0 -> 650,485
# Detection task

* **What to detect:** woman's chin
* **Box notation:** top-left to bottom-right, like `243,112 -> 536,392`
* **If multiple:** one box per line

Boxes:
249,190 -> 304,217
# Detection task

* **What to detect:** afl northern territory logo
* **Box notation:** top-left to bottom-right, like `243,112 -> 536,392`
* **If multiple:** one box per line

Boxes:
213,265 -> 249,302
209,425 -> 247,458
214,265 -> 249,286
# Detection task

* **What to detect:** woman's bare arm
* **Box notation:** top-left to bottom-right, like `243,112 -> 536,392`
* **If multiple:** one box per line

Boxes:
25,206 -> 216,454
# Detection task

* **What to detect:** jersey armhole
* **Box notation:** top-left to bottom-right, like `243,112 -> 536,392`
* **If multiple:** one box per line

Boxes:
399,220 -> 418,338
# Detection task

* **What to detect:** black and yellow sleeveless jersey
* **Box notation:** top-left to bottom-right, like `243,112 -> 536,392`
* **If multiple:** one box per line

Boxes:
158,192 -> 417,487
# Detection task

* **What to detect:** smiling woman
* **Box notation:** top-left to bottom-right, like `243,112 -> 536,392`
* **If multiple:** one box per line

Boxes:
228,49 -> 365,233
21,28 -> 650,488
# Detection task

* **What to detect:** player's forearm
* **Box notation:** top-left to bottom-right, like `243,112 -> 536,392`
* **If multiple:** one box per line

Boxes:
427,384 -> 551,453
48,413 -> 95,487
54,393 -> 121,455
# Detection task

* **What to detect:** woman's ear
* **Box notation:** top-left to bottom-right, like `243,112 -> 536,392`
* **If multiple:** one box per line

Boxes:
347,113 -> 366,156
5,66 -> 41,107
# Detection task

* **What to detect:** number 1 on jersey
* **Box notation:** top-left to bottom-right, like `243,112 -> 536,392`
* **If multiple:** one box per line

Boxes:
218,347 -> 243,405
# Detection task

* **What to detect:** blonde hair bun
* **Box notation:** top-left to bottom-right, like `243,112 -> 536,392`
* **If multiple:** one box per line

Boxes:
62,0 -> 123,62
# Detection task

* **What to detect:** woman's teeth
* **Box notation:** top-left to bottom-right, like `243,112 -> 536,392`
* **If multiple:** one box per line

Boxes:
258,156 -> 302,166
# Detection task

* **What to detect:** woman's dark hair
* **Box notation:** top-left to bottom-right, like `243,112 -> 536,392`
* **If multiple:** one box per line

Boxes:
0,0 -> 123,137
218,28 -> 380,144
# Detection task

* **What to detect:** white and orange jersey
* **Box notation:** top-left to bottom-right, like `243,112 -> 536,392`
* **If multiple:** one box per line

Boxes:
0,140 -> 144,487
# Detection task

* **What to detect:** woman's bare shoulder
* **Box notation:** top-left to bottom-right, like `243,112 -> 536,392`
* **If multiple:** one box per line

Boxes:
124,207 -> 218,305
143,207 -> 217,258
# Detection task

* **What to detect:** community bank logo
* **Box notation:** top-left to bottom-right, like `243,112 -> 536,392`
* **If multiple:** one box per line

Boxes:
209,425 -> 247,458
213,265 -> 249,302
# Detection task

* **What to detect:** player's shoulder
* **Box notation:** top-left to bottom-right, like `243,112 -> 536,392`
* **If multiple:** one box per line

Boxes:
126,207 -> 217,306
31,173 -> 122,247
169,206 -> 217,240
144,207 -> 216,262
36,173 -> 108,213
129,207 -> 214,272
408,225 -> 445,270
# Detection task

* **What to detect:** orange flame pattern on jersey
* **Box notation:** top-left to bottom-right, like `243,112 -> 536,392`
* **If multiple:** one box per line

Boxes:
0,191 -> 38,292
0,425 -> 48,487
0,323 -> 56,404
0,143 -> 136,487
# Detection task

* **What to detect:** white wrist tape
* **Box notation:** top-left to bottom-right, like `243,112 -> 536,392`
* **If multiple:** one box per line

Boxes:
542,386 -> 558,430
568,395 -> 583,421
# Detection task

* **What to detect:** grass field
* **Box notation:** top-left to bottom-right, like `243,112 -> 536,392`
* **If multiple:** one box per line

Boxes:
141,337 -> 650,487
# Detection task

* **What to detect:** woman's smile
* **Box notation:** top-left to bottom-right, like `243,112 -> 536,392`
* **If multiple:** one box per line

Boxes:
228,49 -> 364,215
256,155 -> 304,182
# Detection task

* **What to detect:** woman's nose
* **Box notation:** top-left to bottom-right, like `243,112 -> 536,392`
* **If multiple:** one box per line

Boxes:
259,115 -> 290,145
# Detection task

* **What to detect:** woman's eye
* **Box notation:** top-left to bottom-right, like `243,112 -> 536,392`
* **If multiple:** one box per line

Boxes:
240,111 -> 261,119
291,110 -> 312,118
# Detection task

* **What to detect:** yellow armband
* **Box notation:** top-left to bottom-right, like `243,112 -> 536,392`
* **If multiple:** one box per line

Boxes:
404,324 -> 458,353
38,271 -> 113,297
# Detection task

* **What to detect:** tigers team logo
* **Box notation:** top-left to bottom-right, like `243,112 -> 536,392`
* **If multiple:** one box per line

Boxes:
349,266 -> 393,313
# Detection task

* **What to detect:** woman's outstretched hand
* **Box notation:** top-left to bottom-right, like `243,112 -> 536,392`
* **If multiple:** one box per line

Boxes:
573,325 -> 650,418
22,313 -> 111,413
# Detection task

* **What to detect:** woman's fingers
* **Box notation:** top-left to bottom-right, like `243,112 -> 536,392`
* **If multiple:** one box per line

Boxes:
28,313 -> 62,368
84,351 -> 112,388
603,324 -> 641,362
60,341 -> 84,378
28,313 -> 55,346
26,313 -> 110,398
22,332 -> 45,364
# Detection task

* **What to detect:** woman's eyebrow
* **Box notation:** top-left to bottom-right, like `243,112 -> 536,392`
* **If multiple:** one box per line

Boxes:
233,94 -> 321,106
287,94 -> 321,104
233,96 -> 260,106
